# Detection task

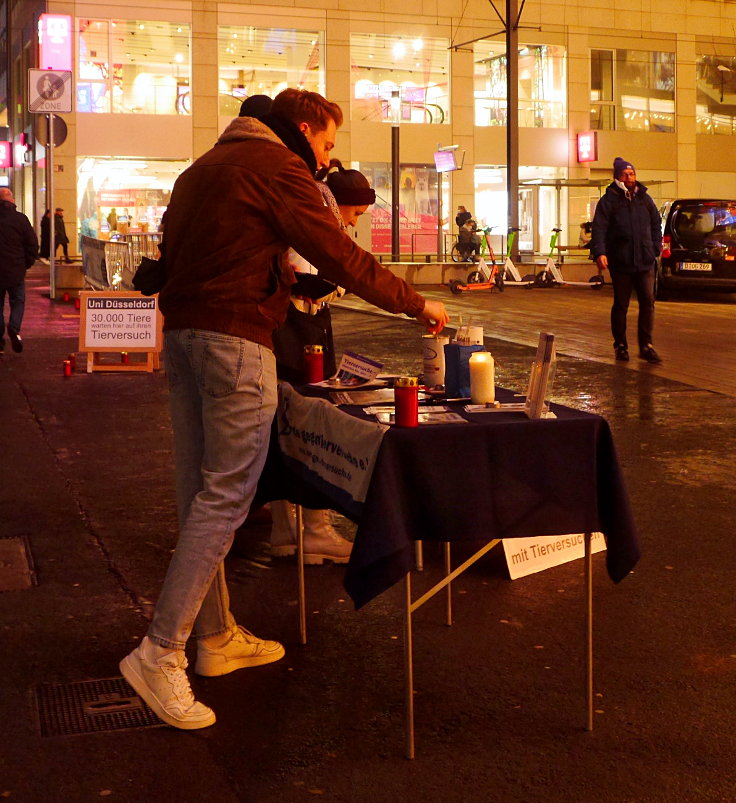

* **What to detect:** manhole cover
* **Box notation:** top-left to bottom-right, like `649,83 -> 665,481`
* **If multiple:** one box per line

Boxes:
36,676 -> 165,736
0,535 -> 36,591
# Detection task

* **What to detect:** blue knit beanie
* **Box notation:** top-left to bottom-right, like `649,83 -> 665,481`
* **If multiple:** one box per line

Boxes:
613,157 -> 634,178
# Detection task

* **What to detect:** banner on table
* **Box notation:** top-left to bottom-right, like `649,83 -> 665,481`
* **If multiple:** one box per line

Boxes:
277,383 -> 388,516
503,532 -> 606,580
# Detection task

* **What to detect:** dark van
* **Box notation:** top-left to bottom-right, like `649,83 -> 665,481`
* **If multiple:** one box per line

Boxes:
657,199 -> 736,298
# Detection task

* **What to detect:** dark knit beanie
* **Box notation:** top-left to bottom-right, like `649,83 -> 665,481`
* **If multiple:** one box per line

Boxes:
239,94 -> 273,119
613,157 -> 635,178
326,167 -> 376,206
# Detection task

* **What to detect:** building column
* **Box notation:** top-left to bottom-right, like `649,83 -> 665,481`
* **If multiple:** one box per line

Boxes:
191,1 -> 219,159
676,34 -> 697,198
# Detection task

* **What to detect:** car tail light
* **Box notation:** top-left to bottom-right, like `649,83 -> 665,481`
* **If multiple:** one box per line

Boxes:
661,235 -> 671,259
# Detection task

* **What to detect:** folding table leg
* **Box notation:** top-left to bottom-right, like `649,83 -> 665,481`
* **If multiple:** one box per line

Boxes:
444,542 -> 452,626
414,540 -> 424,571
585,531 -> 593,731
296,505 -> 307,646
404,572 -> 415,759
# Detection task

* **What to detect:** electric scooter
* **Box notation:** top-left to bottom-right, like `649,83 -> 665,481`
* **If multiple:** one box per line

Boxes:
448,227 -> 532,295
522,228 -> 605,289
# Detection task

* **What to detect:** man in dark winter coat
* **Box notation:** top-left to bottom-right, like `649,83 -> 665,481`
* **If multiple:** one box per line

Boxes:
592,157 -> 662,364
0,188 -> 39,354
119,88 -> 449,732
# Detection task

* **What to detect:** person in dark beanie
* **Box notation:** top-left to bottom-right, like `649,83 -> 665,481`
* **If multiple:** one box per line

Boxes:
592,157 -> 662,364
0,188 -> 39,355
269,160 -> 377,565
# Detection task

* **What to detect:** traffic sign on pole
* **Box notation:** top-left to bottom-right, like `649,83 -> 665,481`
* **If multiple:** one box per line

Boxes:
28,70 -> 73,114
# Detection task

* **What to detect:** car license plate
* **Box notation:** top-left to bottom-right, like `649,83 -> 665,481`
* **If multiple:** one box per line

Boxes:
679,262 -> 712,272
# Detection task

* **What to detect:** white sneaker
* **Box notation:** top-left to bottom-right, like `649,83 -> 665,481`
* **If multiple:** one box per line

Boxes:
120,637 -> 216,730
302,508 -> 353,565
195,625 -> 285,677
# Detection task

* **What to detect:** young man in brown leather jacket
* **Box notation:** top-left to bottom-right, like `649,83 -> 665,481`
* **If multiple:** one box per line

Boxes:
120,88 -> 449,730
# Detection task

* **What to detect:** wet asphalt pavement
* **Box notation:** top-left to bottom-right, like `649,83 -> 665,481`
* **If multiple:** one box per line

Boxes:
0,266 -> 734,802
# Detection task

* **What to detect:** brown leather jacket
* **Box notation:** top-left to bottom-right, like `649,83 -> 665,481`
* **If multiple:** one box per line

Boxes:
159,117 -> 425,348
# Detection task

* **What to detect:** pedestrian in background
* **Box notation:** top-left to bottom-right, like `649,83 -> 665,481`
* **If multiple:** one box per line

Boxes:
0,188 -> 39,355
118,88 -> 448,731
54,208 -> 71,263
592,157 -> 662,364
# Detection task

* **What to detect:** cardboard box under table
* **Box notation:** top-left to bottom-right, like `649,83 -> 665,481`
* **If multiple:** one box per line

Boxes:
255,384 -> 640,758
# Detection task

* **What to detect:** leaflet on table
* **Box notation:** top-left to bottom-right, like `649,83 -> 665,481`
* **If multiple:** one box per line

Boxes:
311,351 -> 384,388
368,406 -> 467,425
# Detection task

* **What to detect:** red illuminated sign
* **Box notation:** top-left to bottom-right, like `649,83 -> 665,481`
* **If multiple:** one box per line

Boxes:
577,131 -> 598,163
0,142 -> 11,168
38,14 -> 73,71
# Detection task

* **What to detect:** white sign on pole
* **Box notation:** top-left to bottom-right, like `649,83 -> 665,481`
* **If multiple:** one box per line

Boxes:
28,70 -> 73,114
503,532 -> 607,580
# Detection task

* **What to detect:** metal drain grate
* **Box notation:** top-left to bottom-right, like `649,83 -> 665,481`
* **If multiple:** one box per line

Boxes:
0,535 -> 36,591
36,676 -> 165,736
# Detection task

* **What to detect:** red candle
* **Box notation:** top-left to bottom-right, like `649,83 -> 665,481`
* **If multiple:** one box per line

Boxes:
68,353 -> 76,371
394,377 -> 419,427
121,352 -> 129,364
74,297 -> 80,310
303,345 -> 324,383
63,291 -> 70,303
63,360 -> 72,377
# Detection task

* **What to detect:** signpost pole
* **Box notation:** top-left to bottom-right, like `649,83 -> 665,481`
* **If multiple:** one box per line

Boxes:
48,112 -> 56,299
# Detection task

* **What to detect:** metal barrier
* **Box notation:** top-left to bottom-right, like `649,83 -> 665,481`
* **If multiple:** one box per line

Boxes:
80,233 -> 162,291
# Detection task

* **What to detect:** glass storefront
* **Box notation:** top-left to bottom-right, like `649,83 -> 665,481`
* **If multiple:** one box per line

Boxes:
357,162 -> 449,254
76,157 -> 188,247
351,34 -> 449,124
696,55 -> 736,134
475,165 -> 567,254
474,43 -> 566,128
77,19 -> 191,114
218,27 -> 325,117
590,48 -> 675,132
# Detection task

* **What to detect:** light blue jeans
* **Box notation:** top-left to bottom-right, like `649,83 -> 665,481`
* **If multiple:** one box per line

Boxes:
148,329 -> 277,650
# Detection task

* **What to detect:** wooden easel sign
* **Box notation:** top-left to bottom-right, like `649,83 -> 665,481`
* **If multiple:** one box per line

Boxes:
503,532 -> 606,580
78,290 -> 162,373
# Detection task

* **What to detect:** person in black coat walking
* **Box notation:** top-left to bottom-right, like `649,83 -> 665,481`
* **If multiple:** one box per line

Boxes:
592,157 -> 663,364
0,188 -> 39,354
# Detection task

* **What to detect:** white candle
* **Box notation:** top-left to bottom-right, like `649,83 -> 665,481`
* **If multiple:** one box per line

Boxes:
469,351 -> 495,404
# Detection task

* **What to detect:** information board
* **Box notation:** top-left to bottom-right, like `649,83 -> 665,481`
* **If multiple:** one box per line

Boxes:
78,291 -> 162,353
503,532 -> 606,580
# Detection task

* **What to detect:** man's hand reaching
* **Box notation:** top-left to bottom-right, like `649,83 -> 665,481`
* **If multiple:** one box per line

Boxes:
416,299 -> 450,335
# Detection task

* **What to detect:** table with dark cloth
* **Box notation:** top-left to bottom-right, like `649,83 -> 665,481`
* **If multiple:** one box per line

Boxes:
255,386 -> 640,609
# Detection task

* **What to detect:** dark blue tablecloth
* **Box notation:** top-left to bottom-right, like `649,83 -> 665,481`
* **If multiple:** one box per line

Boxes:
255,388 -> 640,609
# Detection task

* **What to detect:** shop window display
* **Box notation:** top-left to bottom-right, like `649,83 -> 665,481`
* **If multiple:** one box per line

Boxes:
77,19 -> 191,114
351,34 -> 449,124
696,55 -> 736,134
357,162 -> 449,254
590,48 -> 674,132
473,42 -> 566,128
76,157 -> 188,248
217,27 -> 325,118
